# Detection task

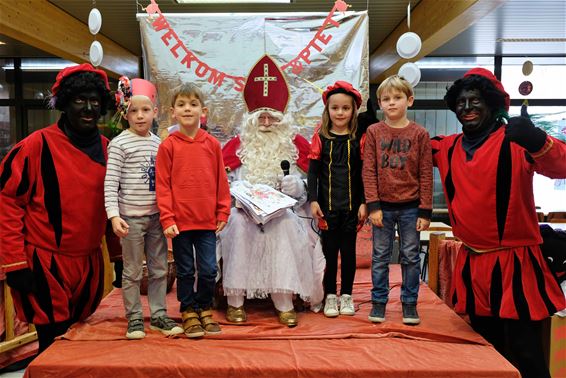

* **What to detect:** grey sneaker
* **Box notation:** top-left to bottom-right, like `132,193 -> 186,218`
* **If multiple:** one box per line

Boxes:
150,315 -> 184,336
126,318 -> 146,340
339,294 -> 355,315
368,303 -> 386,323
402,303 -> 421,325
323,294 -> 339,317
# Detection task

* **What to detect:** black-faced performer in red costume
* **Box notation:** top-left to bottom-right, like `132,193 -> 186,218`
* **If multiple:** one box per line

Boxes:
0,63 -> 112,353
432,67 -> 566,378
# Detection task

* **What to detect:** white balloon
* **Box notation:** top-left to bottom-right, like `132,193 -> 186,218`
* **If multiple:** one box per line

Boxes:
398,62 -> 421,87
89,41 -> 103,67
396,32 -> 422,59
88,8 -> 102,35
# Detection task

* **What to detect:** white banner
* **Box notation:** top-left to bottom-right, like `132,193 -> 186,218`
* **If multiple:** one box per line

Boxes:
139,9 -> 368,142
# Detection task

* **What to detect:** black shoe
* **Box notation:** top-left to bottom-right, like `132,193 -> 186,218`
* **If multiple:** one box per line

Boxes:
368,302 -> 386,323
402,303 -> 420,325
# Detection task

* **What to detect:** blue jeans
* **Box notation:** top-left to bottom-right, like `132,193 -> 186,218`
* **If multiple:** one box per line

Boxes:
172,230 -> 217,312
371,207 -> 420,304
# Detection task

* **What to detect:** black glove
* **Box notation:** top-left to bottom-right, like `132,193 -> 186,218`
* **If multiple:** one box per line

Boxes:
6,268 -> 36,294
505,116 -> 547,153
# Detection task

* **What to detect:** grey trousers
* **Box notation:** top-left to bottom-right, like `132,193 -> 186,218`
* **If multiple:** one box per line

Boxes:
121,213 -> 168,320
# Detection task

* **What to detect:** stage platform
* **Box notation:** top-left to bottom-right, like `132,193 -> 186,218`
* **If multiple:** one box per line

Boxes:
23,265 -> 519,377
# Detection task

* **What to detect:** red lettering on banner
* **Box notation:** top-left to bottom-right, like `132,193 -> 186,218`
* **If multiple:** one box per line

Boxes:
151,14 -> 170,32
181,50 -> 199,69
208,69 -> 226,87
298,48 -> 312,64
161,29 -> 177,46
170,40 -> 185,58
281,59 -> 304,75
146,0 -> 351,92
321,15 -> 340,28
233,77 -> 246,92
195,62 -> 210,78
314,30 -> 332,45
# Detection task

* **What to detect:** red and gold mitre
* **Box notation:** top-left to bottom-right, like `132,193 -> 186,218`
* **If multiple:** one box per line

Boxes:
243,55 -> 290,113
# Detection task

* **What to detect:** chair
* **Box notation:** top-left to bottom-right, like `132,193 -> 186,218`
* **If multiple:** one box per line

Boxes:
427,232 -> 461,304
0,279 -> 37,354
419,224 -> 453,281
547,212 -> 566,223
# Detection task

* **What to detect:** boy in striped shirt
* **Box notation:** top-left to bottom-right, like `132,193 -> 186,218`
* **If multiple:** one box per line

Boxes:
104,77 -> 183,340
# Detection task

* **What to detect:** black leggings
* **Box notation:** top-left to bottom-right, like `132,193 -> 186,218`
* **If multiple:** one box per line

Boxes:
469,315 -> 550,378
321,210 -> 358,295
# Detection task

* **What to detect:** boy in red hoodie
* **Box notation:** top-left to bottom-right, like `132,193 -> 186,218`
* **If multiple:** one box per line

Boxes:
156,84 -> 231,338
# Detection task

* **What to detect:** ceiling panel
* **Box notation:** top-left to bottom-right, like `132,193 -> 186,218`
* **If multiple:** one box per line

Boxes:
2,0 -> 564,71
431,0 -> 566,56
46,0 -> 419,56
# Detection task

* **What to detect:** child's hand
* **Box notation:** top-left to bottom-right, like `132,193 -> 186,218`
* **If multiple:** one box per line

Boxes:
357,204 -> 368,232
164,224 -> 180,238
358,204 -> 368,222
369,209 -> 383,228
111,216 -> 129,238
310,201 -> 324,220
416,218 -> 430,231
216,221 -> 227,234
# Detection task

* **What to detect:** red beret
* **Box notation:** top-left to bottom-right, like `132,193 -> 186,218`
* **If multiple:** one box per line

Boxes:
322,81 -> 362,109
51,63 -> 110,95
464,68 -> 510,111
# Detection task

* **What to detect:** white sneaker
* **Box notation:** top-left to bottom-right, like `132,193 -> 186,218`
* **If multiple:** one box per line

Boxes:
324,294 -> 339,317
339,294 -> 355,315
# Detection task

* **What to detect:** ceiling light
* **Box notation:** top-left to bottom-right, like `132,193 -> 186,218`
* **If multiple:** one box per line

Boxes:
175,0 -> 292,3
0,41 -> 6,45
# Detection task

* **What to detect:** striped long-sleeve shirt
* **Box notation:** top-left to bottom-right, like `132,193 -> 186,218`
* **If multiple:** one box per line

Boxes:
104,129 -> 161,219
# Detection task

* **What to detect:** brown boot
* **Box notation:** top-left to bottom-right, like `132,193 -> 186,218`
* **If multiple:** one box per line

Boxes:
182,311 -> 205,338
199,309 -> 222,335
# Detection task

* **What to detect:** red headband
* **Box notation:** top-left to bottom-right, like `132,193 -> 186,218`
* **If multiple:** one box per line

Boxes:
51,63 -> 110,95
322,81 -> 362,109
464,68 -> 510,111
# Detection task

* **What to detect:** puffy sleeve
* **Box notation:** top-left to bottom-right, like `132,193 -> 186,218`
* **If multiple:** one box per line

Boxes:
430,135 -> 446,168
293,134 -> 310,173
0,136 -> 40,272
531,136 -> 566,179
222,136 -> 242,171
308,132 -> 322,160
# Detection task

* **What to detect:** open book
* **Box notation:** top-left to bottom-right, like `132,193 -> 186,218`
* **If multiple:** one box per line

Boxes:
230,181 -> 297,225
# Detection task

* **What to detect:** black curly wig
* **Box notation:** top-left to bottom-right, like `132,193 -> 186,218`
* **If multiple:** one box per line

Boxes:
444,75 -> 507,114
53,71 -> 112,115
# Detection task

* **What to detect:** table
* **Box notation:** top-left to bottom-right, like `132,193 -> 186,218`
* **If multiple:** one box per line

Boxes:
541,222 -> 566,230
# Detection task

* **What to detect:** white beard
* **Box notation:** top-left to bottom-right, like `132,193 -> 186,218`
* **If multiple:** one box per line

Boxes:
238,111 -> 298,188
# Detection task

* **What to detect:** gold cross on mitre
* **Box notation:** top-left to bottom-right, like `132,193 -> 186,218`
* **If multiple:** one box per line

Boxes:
254,64 -> 277,97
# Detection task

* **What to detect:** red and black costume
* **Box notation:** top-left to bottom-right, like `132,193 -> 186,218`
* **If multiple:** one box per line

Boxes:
434,67 -> 566,378
307,81 -> 366,297
0,63 -> 111,353
0,122 -> 108,326
432,126 -> 566,320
